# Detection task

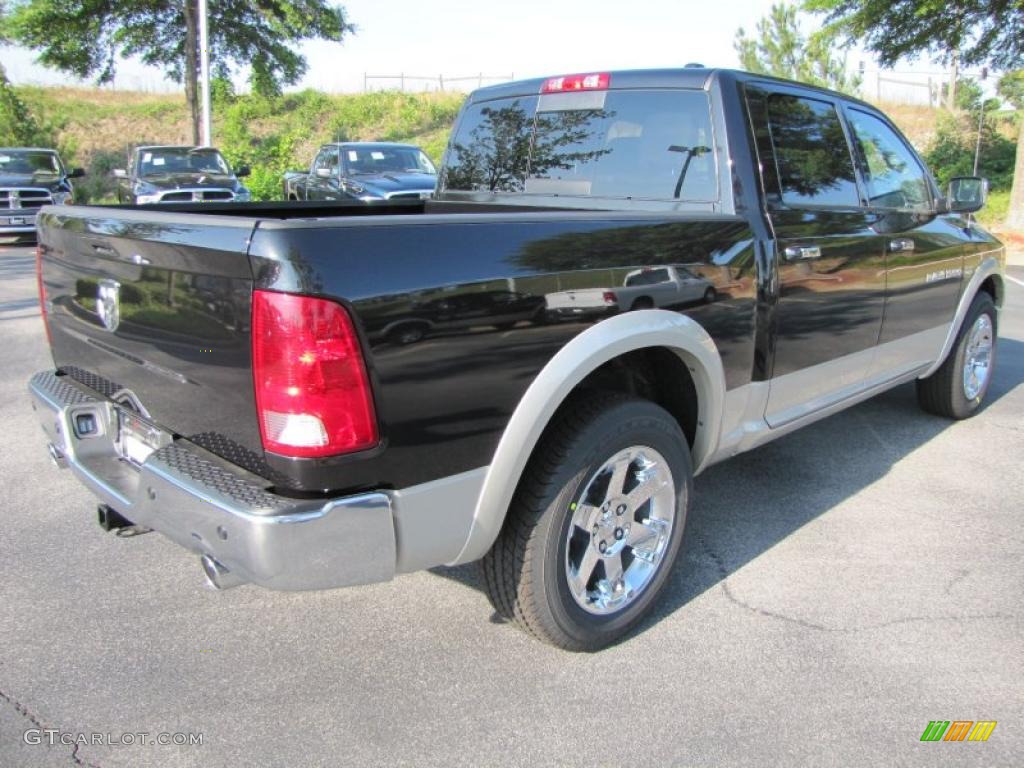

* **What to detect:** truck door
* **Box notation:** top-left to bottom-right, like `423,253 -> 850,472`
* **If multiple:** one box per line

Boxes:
309,147 -> 341,200
746,85 -> 887,428
841,106 -> 966,379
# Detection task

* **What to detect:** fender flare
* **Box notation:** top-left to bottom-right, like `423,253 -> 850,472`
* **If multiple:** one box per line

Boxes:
920,253 -> 1004,379
450,309 -> 726,565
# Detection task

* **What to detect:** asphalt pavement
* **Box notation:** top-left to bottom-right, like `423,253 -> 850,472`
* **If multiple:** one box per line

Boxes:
1,244 -> 1022,768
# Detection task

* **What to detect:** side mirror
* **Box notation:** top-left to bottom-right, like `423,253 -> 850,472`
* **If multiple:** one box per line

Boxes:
68,168 -> 86,179
315,167 -> 333,179
236,165 -> 251,178
112,169 -> 128,179
947,176 -> 988,213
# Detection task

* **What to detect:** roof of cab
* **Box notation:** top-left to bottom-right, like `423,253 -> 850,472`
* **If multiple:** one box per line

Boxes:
467,67 -> 876,111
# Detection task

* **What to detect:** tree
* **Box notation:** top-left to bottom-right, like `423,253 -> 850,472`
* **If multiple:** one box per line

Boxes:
1,1 -> 354,145
998,71 -> 1024,230
805,0 -> 1024,230
735,3 -> 861,94
444,100 -> 611,193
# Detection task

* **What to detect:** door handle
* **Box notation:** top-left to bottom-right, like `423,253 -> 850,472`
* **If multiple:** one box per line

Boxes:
889,238 -> 915,253
783,245 -> 821,261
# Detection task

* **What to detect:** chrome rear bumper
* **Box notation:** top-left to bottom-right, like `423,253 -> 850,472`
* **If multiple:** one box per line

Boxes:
29,370 -> 396,590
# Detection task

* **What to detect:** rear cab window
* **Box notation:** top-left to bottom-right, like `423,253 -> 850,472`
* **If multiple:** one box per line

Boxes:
442,88 -> 718,204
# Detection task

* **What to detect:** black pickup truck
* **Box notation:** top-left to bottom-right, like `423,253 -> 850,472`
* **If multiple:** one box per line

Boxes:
282,142 -> 437,202
113,145 -> 251,205
0,147 -> 83,243
29,69 -> 1004,650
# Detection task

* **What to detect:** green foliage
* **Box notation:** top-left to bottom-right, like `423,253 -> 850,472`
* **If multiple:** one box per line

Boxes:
3,1 -> 354,91
976,188 -> 1010,229
805,1 -> 1024,70
735,3 -> 861,94
0,63 -> 53,145
939,77 -> 995,113
72,149 -> 122,204
924,113 -> 1017,191
2,0 -> 354,140
214,90 -> 464,200
998,71 -> 1024,110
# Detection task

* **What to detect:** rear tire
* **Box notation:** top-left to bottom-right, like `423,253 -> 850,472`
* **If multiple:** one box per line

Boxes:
916,292 -> 997,419
481,394 -> 691,651
388,323 -> 427,345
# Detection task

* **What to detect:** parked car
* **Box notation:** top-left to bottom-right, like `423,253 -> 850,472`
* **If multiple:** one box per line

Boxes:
283,142 -> 437,201
114,145 -> 250,204
546,265 -> 716,319
0,147 -> 82,243
30,68 -> 1004,651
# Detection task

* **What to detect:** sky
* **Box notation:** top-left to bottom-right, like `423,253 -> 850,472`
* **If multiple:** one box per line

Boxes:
1,0 -> 966,100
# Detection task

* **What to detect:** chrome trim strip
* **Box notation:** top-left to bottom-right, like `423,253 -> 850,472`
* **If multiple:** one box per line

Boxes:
155,188 -> 236,202
450,309 -> 726,566
383,190 -> 434,200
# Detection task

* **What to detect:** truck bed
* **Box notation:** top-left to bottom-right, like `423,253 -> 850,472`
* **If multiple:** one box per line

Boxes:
37,201 -> 755,495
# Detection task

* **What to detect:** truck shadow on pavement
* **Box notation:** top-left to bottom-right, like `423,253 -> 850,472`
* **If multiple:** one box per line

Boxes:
431,336 -> 1023,646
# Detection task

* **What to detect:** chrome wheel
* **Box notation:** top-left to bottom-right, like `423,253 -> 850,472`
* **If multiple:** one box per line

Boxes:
962,314 -> 994,401
564,445 -> 676,615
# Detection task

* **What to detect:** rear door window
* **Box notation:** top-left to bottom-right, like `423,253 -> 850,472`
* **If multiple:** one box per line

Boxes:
765,93 -> 860,208
443,90 -> 716,201
625,268 -> 671,286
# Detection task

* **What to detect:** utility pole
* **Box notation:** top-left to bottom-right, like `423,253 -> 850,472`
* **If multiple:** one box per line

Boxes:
198,0 -> 212,146
946,49 -> 959,111
973,67 -> 989,176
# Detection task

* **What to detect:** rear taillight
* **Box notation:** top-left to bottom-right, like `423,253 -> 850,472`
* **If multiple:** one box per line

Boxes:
251,290 -> 378,458
541,73 -> 611,93
35,245 -> 52,344
602,291 -> 618,305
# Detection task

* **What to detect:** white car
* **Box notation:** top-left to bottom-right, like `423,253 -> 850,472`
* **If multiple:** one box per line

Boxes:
545,265 -> 716,318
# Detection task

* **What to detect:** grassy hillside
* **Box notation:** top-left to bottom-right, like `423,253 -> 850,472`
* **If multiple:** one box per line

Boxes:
9,86 -> 1018,231
16,85 -> 465,202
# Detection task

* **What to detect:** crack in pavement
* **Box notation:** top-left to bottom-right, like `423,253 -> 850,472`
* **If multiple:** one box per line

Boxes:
695,531 -> 1018,634
0,685 -> 102,768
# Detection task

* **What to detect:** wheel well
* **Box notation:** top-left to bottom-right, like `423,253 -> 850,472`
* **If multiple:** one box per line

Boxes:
559,347 -> 698,448
979,275 -> 1002,308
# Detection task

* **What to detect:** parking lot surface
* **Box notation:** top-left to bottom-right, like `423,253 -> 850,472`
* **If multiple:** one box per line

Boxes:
1,244 -> 1022,767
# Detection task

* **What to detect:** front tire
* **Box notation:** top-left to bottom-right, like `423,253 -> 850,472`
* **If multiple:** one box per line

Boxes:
481,394 -> 691,650
916,291 -> 997,419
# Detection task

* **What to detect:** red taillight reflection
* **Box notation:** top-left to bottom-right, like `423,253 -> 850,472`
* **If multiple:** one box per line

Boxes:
602,291 -> 618,304
251,290 -> 378,458
35,245 -> 52,344
541,73 -> 611,93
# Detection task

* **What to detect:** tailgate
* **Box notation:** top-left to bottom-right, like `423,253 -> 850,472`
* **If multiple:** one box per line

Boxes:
36,207 -> 268,477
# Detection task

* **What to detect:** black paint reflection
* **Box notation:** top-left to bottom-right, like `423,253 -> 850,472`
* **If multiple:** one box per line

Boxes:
252,214 -> 758,490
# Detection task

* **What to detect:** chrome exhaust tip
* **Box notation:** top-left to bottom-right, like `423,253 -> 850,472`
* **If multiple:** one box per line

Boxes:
47,442 -> 68,469
200,554 -> 244,590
